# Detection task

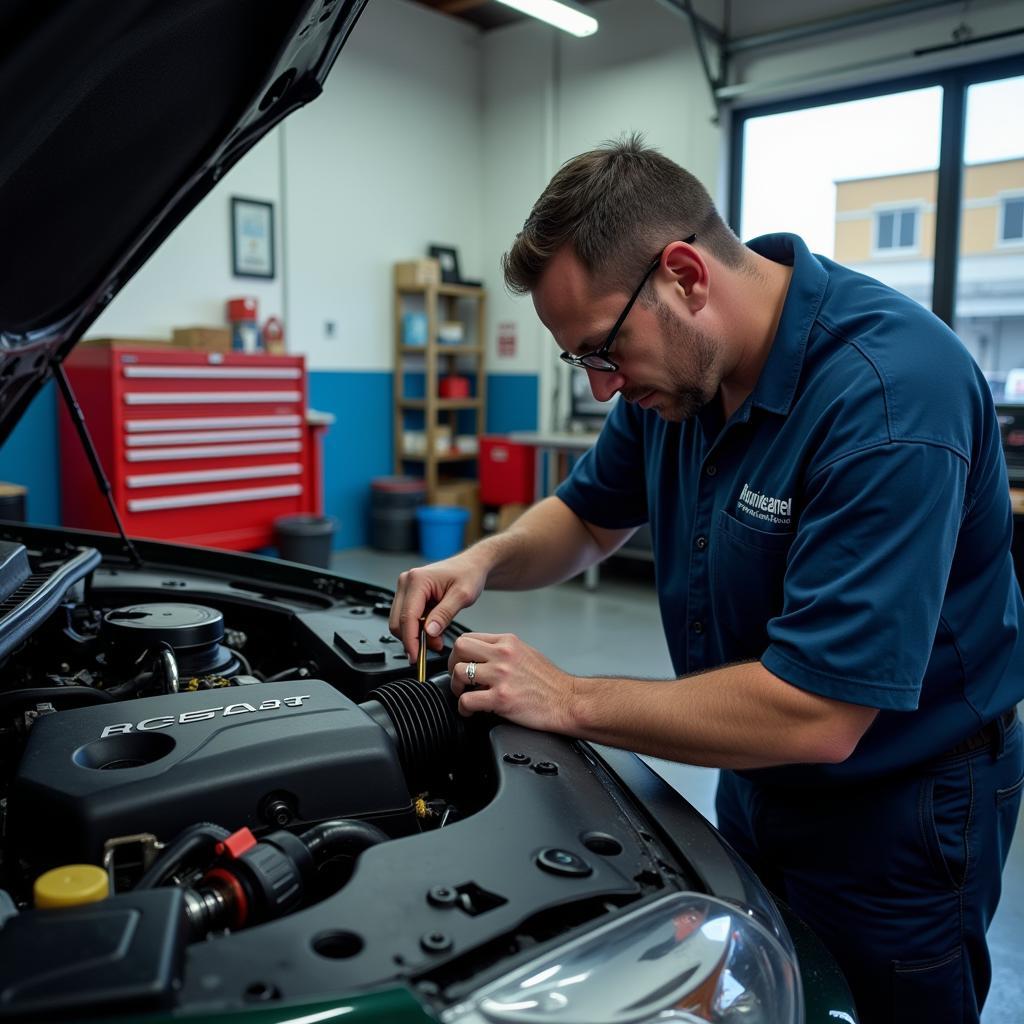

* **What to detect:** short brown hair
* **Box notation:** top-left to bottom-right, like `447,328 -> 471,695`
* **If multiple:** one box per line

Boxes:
502,134 -> 747,296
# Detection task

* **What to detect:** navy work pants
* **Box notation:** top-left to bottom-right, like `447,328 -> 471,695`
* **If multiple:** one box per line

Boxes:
716,715 -> 1023,1024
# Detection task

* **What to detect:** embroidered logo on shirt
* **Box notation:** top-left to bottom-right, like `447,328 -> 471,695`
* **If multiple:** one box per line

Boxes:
737,483 -> 793,526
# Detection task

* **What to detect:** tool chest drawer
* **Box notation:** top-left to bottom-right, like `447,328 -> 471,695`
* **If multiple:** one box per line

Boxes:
58,344 -> 313,551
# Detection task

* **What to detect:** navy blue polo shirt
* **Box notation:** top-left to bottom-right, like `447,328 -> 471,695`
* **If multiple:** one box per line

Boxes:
557,232 -> 1024,784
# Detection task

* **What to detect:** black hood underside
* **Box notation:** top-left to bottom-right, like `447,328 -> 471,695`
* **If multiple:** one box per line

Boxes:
0,0 -> 366,444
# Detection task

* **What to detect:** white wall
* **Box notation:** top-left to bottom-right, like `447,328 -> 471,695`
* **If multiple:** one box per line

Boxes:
284,0 -> 484,371
88,0 -> 484,371
89,131 -> 284,339
480,0 -> 723,429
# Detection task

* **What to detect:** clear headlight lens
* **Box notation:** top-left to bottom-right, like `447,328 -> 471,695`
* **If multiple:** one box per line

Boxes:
443,893 -> 802,1024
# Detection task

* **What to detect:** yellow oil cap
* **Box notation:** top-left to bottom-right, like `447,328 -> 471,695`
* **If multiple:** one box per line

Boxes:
34,864 -> 109,908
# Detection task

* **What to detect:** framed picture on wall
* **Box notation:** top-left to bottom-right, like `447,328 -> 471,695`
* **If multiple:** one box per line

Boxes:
428,244 -> 460,284
231,197 -> 275,278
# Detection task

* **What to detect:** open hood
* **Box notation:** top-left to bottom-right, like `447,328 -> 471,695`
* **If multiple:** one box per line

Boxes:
0,0 -> 368,446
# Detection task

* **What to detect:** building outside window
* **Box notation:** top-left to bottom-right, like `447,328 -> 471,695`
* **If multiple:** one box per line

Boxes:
835,158 -> 1024,373
734,66 -> 1023,388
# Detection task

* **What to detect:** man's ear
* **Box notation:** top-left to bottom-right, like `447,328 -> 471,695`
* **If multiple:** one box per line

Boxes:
661,239 -> 708,312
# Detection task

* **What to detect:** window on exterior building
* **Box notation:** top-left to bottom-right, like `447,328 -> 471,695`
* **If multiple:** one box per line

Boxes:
876,208 -> 918,251
1001,196 -> 1024,242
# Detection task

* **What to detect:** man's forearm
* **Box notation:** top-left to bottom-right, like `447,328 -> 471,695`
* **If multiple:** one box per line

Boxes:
566,661 -> 878,769
466,496 -> 619,591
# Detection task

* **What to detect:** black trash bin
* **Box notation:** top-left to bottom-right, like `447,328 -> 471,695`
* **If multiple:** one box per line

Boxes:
274,514 -> 337,568
369,476 -> 426,552
0,483 -> 27,521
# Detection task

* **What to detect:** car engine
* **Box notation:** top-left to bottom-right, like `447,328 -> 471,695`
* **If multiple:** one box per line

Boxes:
0,527 -> 788,1022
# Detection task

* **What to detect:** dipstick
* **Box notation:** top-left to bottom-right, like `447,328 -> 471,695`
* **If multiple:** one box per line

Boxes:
417,615 -> 428,682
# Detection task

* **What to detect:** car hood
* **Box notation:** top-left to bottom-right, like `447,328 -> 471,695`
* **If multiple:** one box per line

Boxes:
0,0 -> 367,446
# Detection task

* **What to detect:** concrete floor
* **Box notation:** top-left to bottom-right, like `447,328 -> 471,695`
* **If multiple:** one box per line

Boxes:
331,546 -> 1024,1023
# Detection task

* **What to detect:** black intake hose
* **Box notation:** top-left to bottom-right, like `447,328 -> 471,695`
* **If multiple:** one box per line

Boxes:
360,675 -> 466,790
0,685 -> 114,714
299,819 -> 389,867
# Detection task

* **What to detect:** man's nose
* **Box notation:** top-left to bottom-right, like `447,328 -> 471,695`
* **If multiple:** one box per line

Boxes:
587,367 -> 622,403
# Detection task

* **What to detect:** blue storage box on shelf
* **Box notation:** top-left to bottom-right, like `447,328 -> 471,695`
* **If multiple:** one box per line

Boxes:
401,311 -> 428,347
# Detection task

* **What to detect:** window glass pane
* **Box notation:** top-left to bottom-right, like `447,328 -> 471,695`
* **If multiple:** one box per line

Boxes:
877,211 -> 895,249
899,209 -> 917,248
741,88 -> 941,307
956,75 -> 1024,391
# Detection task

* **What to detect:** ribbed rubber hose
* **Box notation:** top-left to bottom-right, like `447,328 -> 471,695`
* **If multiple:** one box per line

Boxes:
364,676 -> 464,788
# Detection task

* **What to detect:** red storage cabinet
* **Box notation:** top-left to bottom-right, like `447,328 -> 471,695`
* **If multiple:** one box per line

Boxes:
58,343 -> 314,551
479,436 -> 536,506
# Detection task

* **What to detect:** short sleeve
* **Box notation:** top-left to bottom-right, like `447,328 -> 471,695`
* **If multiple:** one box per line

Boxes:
555,400 -> 650,529
762,440 -> 968,710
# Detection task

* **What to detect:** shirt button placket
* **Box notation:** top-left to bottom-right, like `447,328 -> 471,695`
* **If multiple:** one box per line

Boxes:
686,458 -> 718,670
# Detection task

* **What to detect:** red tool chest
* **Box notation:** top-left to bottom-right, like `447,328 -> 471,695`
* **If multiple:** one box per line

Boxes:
58,343 -> 313,551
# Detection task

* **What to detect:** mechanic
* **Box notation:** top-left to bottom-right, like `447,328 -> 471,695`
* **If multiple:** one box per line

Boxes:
389,136 -> 1024,1024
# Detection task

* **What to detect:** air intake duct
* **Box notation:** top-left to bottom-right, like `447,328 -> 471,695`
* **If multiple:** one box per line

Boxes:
360,676 -> 466,790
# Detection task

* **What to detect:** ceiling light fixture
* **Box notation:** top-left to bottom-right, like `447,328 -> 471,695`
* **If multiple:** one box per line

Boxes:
494,0 -> 598,37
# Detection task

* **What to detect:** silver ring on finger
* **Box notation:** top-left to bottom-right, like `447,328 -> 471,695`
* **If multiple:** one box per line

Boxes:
466,661 -> 477,683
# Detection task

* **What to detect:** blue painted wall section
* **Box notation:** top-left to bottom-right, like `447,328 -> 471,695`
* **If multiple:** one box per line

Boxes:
309,370 -> 393,550
486,374 -> 539,434
0,381 -> 60,525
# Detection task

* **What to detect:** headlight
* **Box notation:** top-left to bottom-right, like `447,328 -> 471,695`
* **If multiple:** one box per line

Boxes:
443,892 -> 802,1024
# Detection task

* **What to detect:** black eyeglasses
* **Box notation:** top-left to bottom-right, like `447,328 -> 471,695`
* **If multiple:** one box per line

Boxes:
559,234 -> 697,373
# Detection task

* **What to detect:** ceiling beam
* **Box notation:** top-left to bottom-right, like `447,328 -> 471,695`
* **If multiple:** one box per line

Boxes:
437,0 -> 490,14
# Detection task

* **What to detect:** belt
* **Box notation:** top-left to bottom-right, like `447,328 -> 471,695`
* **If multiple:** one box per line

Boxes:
947,707 -> 1018,757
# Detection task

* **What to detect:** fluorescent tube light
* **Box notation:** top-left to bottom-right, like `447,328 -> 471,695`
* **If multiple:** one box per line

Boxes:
494,0 -> 598,37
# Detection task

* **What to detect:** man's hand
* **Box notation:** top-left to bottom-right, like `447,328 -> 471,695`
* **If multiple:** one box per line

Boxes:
448,631 -> 576,733
389,551 -> 490,661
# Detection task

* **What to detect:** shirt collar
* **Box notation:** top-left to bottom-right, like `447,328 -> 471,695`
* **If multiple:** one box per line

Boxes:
744,233 -> 828,416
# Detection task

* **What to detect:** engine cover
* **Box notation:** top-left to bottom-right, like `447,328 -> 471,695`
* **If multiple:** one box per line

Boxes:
9,681 -> 414,870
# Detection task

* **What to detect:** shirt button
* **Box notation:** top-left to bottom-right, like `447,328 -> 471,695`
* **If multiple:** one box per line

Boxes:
692,620 -> 704,634
695,536 -> 707,550
705,464 -> 717,477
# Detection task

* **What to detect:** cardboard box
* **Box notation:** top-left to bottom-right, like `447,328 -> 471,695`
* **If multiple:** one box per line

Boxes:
496,502 -> 529,532
395,259 -> 441,289
172,326 -> 232,353
434,479 -> 481,543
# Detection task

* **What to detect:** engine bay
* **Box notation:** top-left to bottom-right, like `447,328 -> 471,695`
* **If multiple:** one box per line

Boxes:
0,527 -> 725,1020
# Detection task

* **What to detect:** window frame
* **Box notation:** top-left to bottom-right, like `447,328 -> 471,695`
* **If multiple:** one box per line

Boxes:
728,54 -> 1024,328
872,203 -> 924,256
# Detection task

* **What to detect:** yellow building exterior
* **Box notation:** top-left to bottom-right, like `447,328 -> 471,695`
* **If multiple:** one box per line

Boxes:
833,158 -> 1024,377
835,158 -> 1024,262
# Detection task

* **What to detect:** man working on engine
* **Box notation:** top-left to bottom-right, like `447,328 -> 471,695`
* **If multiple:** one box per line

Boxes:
388,136 -> 1024,1023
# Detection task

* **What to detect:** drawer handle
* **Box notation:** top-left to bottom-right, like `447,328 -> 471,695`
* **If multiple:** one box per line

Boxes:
125,414 -> 302,431
127,463 -> 302,489
123,366 -> 301,380
124,391 -> 302,405
127,483 -> 302,513
125,441 -> 301,462
126,428 -> 301,447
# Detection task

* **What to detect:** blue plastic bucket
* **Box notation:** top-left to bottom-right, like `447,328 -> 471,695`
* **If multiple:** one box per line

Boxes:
416,505 -> 470,562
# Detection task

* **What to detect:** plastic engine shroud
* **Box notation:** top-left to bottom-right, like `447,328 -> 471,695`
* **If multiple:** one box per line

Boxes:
9,680 -> 415,870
